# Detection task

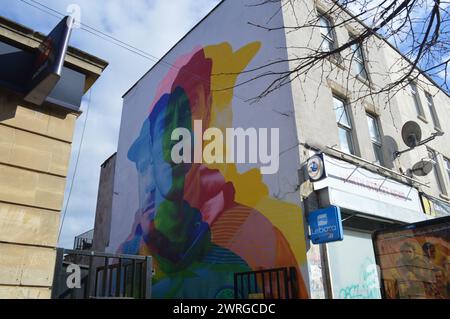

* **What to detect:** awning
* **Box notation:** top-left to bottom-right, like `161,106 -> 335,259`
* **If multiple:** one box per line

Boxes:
312,154 -> 428,223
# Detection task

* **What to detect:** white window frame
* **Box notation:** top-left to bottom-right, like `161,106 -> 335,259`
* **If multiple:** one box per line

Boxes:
425,92 -> 441,130
351,39 -> 368,81
444,157 -> 450,185
366,113 -> 384,165
427,148 -> 446,195
319,14 -> 337,52
333,95 -> 355,155
410,82 -> 426,118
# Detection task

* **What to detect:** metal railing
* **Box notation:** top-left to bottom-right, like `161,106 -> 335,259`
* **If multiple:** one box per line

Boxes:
73,229 -> 94,251
73,237 -> 93,251
234,267 -> 298,299
51,249 -> 152,299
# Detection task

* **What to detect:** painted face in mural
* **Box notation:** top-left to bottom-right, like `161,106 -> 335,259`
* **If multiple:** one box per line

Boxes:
150,91 -> 192,202
128,118 -> 155,214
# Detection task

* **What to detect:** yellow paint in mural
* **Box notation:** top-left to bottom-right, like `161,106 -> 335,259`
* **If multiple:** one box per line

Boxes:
204,42 -> 261,131
203,42 -> 306,264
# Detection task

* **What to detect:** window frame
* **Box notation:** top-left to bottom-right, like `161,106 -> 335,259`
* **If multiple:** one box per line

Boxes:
318,13 -> 337,53
427,148 -> 446,194
425,91 -> 441,130
409,82 -> 426,119
350,38 -> 369,82
366,113 -> 384,165
444,157 -> 450,184
333,95 -> 355,155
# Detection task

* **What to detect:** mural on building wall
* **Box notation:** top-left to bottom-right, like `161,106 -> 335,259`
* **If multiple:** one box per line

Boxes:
115,42 -> 308,299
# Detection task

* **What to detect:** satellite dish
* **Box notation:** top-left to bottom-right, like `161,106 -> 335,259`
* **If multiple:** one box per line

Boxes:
401,121 -> 422,148
411,158 -> 433,177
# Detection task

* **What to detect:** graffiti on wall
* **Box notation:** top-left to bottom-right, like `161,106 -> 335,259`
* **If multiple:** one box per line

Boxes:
115,42 -> 308,299
338,257 -> 381,299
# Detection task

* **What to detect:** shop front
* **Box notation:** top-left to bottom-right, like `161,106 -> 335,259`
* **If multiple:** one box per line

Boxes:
306,153 -> 428,299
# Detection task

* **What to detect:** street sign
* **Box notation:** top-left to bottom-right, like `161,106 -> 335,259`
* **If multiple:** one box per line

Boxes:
308,206 -> 343,244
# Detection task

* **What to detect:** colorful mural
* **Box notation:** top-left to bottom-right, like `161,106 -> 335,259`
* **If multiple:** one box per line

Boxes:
116,42 -> 308,299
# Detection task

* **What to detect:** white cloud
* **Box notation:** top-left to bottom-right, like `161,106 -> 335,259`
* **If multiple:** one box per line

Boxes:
0,0 -> 220,248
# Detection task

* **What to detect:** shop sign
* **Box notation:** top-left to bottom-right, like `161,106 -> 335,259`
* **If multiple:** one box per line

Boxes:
308,205 -> 343,244
306,153 -> 326,181
312,153 -> 424,223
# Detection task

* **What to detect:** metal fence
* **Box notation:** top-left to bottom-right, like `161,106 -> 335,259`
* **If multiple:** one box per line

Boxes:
51,249 -> 152,299
234,267 -> 299,299
73,230 -> 94,251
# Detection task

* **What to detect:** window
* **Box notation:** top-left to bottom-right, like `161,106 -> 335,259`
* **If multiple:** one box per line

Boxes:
425,92 -> 441,129
351,40 -> 368,80
327,229 -> 381,299
444,157 -> 450,184
410,83 -> 425,118
428,148 -> 445,194
319,14 -> 336,52
366,113 -> 384,165
333,96 -> 355,155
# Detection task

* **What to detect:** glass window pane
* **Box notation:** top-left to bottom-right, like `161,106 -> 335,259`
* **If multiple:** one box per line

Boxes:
366,114 -> 381,143
445,158 -> 450,181
428,148 -> 445,193
338,127 -> 354,155
428,148 -> 436,163
426,92 -> 433,105
352,43 -> 363,61
358,64 -> 368,79
373,144 -> 384,166
319,15 -> 335,50
319,16 -> 331,36
425,92 -> 441,129
333,97 -> 351,127
354,61 -> 363,74
350,40 -> 368,79
322,37 -> 333,52
410,83 -> 424,117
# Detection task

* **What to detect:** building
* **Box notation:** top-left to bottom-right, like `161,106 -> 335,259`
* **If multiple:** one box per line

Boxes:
0,16 -> 107,299
93,0 -> 450,299
92,153 -> 116,253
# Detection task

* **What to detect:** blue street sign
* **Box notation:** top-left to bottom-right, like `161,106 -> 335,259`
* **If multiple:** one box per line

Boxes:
308,206 -> 344,244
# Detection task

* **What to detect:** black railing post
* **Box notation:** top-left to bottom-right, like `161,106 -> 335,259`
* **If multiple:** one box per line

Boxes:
289,267 -> 298,299
85,251 -> 94,298
276,270 -> 281,299
102,257 -> 108,297
144,256 -> 152,299
108,263 -> 114,297
261,272 -> 266,298
233,273 -> 238,299
116,258 -> 122,297
131,259 -> 136,298
283,268 -> 289,299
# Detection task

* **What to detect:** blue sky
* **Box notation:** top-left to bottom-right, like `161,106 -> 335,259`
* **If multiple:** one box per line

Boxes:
0,0 -> 220,248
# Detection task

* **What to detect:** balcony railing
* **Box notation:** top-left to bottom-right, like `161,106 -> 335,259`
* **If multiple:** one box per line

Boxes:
51,249 -> 152,299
